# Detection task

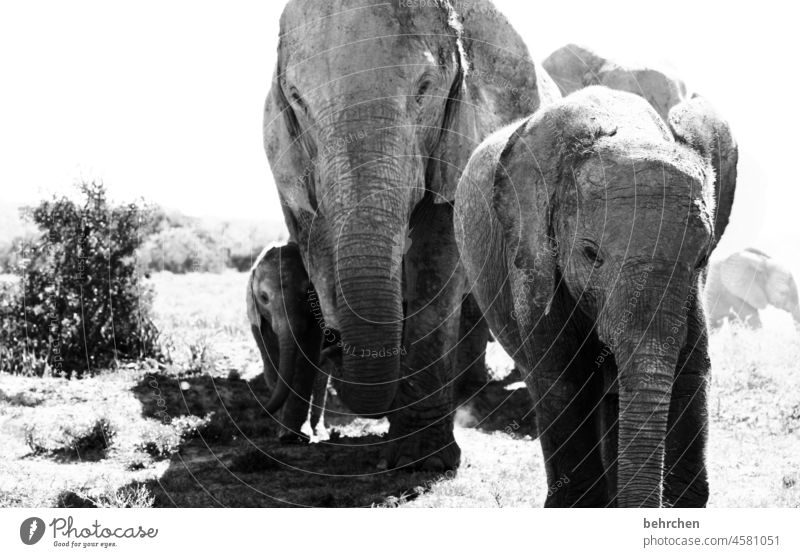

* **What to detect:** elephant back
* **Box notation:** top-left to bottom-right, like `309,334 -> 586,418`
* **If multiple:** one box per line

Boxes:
543,43 -> 688,122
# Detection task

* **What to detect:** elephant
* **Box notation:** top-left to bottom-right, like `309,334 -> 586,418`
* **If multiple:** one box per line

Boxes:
263,0 -> 560,470
454,86 -> 738,507
704,248 -> 800,328
246,242 -> 330,442
543,43 -> 688,122
543,47 -> 735,239
454,293 -> 493,402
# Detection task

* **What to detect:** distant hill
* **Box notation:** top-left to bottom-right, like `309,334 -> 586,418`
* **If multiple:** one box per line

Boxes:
139,207 -> 290,273
0,198 -> 289,274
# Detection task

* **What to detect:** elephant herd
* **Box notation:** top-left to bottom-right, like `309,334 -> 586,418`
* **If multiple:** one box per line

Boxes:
245,0 -> 756,508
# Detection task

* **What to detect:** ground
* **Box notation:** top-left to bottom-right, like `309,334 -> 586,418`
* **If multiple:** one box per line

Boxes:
1,271 -> 798,507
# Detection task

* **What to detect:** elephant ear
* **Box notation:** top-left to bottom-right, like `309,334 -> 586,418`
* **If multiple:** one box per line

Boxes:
430,0 -> 561,203
720,251 -> 769,309
489,111 -> 564,336
668,95 -> 738,248
263,51 -> 316,240
246,268 -> 261,329
491,91 -> 623,336
246,259 -> 273,385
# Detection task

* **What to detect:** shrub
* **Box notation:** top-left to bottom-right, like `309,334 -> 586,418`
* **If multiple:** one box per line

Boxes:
0,232 -> 39,273
24,415 -> 115,460
138,226 -> 226,274
228,248 -> 260,272
0,182 -> 163,376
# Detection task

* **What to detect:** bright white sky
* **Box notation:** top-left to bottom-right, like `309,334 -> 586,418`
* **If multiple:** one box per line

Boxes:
1,1 -> 797,263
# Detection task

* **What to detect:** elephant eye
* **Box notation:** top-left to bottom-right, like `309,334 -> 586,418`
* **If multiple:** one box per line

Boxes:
415,80 -> 432,104
288,87 -> 307,112
260,293 -> 269,303
583,244 -> 604,267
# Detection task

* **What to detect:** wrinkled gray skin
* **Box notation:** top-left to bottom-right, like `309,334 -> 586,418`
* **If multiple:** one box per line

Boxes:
705,248 -> 800,328
543,43 -> 688,122
263,0 -> 559,469
247,243 -> 328,442
455,87 -> 738,507
454,293 -> 492,401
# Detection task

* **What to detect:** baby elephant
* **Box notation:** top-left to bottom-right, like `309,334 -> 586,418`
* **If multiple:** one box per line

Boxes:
705,248 -> 800,328
455,86 -> 736,507
246,242 -> 328,442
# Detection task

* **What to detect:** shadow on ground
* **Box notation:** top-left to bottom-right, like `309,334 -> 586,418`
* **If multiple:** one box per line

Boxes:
457,370 -> 538,438
120,370 -> 537,507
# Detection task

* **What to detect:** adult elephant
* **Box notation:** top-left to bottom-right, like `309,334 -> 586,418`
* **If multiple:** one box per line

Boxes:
455,87 -> 738,507
705,248 -> 800,328
263,0 -> 559,470
543,43 -> 688,121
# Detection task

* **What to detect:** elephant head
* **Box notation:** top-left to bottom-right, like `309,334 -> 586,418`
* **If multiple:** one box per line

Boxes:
543,43 -> 688,122
456,86 -> 737,506
264,0 -> 559,415
246,243 -> 316,414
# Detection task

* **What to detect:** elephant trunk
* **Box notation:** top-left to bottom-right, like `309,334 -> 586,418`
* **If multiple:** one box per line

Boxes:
601,265 -> 690,507
264,329 -> 298,414
333,219 -> 404,415
790,303 -> 800,326
318,117 -> 412,416
614,346 -> 678,507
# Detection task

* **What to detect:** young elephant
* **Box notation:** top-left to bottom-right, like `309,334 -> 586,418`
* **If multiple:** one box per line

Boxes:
246,243 -> 328,442
455,86 -> 737,507
705,248 -> 800,328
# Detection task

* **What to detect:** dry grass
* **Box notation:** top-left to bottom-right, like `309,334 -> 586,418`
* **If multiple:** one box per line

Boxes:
0,271 -> 797,507
706,311 -> 800,507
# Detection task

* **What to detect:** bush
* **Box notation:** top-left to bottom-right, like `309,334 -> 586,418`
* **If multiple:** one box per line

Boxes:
24,415 -> 115,460
0,232 -> 39,273
138,226 -> 226,274
228,248 -> 260,272
0,182 -> 163,376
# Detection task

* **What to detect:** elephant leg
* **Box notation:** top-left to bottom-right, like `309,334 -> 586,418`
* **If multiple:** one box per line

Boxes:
744,308 -> 762,328
252,323 -> 279,390
278,329 -> 322,444
532,344 -> 609,507
454,293 -> 491,403
309,369 -> 328,436
598,391 -> 619,504
596,352 -> 619,504
664,299 -> 710,507
383,202 -> 463,471
731,300 -> 759,327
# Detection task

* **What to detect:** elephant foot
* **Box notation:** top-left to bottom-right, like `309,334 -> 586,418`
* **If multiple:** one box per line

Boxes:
377,413 -> 461,472
311,422 -> 328,440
